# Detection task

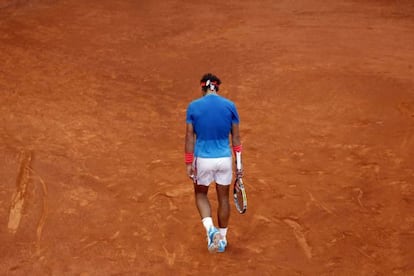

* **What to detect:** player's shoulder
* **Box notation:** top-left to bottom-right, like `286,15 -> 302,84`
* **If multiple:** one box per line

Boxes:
215,94 -> 233,103
188,95 -> 235,108
188,97 -> 204,107
219,95 -> 237,107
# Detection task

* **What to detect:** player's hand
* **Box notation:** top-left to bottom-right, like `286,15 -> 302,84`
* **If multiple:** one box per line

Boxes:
236,169 -> 243,178
186,164 -> 195,182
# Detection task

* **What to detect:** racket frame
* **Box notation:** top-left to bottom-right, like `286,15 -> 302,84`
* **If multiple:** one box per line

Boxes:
233,151 -> 247,214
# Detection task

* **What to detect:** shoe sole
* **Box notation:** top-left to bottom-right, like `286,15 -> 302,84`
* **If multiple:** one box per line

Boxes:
208,231 -> 221,253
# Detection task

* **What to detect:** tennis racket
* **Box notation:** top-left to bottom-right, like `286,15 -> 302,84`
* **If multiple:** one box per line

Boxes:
233,152 -> 247,214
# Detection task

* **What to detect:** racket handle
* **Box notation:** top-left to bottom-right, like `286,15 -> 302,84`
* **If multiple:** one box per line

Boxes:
236,151 -> 242,171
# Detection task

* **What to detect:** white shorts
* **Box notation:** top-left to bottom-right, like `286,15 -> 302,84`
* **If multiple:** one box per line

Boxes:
195,157 -> 233,186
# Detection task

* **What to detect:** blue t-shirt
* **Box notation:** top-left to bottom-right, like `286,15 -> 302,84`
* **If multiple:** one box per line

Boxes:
186,94 -> 240,158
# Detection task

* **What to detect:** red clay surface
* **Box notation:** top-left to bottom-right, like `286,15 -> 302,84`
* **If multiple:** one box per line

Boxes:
1,0 -> 414,275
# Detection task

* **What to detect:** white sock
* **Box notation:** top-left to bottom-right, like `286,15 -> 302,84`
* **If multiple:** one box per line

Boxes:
219,228 -> 228,241
202,217 -> 214,233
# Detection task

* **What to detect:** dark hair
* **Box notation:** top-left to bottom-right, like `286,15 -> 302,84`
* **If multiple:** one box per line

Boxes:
200,73 -> 221,92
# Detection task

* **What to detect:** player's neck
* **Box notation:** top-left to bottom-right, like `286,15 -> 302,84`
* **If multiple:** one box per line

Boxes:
204,90 -> 217,96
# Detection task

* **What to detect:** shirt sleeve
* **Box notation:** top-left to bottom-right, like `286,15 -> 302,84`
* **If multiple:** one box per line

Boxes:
231,102 -> 240,124
186,103 -> 193,124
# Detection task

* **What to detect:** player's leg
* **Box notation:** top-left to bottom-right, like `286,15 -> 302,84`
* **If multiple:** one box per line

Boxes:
215,184 -> 230,253
216,184 -> 230,228
195,158 -> 220,252
215,157 -> 233,252
193,183 -> 211,219
194,157 -> 214,220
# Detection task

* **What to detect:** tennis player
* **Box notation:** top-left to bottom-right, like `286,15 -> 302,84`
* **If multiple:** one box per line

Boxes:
184,73 -> 243,253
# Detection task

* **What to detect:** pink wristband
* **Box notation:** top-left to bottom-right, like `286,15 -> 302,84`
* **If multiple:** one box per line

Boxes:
185,153 -> 194,164
233,144 -> 242,153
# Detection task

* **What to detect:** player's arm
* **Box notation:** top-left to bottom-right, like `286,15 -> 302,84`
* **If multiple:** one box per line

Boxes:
185,123 -> 195,153
185,123 -> 195,179
231,123 -> 243,177
231,123 -> 241,148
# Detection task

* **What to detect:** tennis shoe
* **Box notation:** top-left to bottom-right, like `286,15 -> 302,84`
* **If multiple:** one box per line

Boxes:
207,226 -> 220,253
217,239 -> 227,253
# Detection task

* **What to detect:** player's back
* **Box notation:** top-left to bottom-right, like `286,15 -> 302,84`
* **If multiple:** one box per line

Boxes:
186,94 -> 240,158
190,94 -> 235,140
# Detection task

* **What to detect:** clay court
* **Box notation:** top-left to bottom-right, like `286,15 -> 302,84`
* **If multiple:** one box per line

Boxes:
1,0 -> 413,275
